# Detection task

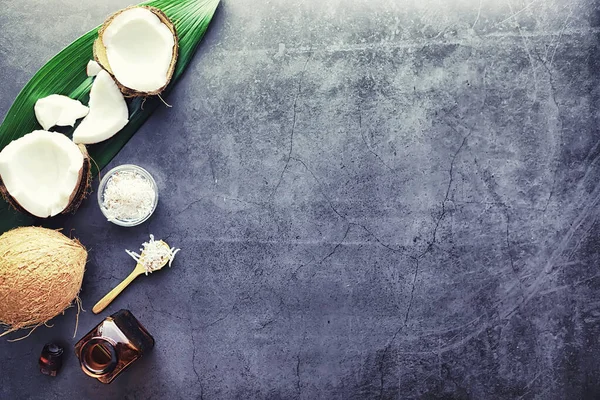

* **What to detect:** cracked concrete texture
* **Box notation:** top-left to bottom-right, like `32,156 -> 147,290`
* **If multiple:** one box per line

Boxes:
2,0 -> 600,399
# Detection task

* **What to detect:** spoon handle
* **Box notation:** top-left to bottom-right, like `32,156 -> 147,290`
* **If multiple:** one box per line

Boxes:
92,267 -> 143,314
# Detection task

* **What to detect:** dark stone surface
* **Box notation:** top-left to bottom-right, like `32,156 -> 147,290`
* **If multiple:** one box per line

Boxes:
1,0 -> 600,398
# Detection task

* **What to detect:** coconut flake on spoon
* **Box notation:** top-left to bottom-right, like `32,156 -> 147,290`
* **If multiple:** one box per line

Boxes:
0,131 -> 90,218
92,235 -> 180,314
94,6 -> 178,97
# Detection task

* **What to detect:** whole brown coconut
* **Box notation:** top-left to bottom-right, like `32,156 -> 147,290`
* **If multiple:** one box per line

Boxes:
0,227 -> 87,338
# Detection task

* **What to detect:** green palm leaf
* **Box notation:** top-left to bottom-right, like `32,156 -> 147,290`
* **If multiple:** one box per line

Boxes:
0,0 -> 220,234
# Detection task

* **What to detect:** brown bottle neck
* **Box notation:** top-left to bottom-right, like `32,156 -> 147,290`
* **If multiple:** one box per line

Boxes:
80,337 -> 118,377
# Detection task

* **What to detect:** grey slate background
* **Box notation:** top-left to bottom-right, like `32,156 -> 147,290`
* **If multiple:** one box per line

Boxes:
1,0 -> 600,398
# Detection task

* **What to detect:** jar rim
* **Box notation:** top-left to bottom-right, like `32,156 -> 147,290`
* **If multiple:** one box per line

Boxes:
80,337 -> 118,376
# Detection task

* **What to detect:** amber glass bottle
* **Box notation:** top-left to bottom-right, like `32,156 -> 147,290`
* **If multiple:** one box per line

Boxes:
39,343 -> 64,376
75,309 -> 154,384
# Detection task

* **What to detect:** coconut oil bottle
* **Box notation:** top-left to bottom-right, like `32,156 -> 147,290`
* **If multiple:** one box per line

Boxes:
75,309 -> 154,384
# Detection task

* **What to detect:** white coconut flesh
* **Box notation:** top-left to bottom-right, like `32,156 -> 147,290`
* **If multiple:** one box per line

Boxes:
0,130 -> 84,218
101,7 -> 175,92
86,60 -> 102,77
72,70 -> 129,145
34,95 -> 89,131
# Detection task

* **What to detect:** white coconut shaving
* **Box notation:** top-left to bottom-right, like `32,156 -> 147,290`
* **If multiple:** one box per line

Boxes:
101,170 -> 155,222
86,60 -> 103,77
126,234 -> 180,275
72,70 -> 129,145
34,95 -> 89,131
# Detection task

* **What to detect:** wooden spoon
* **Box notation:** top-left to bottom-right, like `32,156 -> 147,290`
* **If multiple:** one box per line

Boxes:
92,240 -> 172,314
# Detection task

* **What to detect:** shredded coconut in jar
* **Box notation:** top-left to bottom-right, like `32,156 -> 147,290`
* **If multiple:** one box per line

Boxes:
102,170 -> 155,222
126,234 -> 180,275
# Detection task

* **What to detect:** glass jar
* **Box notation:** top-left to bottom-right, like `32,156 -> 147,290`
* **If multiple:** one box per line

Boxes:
97,164 -> 159,227
75,309 -> 154,384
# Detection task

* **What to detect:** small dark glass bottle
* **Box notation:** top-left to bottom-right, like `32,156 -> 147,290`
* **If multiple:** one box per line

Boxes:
74,309 -> 154,384
39,343 -> 64,376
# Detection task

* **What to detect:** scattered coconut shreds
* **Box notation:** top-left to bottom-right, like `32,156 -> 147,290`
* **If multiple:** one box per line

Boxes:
101,170 -> 155,222
125,234 -> 180,275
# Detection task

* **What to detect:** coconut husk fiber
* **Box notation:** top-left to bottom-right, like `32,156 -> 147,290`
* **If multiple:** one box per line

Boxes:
0,227 -> 87,339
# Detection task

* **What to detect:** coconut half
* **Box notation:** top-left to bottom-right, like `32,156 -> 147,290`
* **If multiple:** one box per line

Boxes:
72,70 -> 129,145
34,95 -> 89,131
94,6 -> 178,97
0,130 -> 90,218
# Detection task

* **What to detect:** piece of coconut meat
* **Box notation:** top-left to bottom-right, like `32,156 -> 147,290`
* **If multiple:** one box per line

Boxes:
34,95 -> 89,131
0,131 -> 85,218
86,60 -> 102,77
73,70 -> 129,144
101,7 -> 175,93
